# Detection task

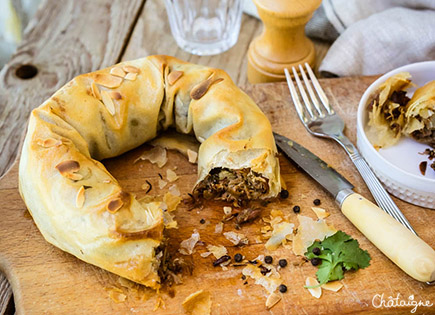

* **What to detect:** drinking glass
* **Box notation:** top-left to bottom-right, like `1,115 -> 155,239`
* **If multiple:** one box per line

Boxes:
164,0 -> 243,56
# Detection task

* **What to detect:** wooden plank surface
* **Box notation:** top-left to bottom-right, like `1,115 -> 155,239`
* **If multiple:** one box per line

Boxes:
0,0 -> 146,178
0,77 -> 434,314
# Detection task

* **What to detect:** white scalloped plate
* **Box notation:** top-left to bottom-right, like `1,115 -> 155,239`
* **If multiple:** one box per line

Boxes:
357,61 -> 435,209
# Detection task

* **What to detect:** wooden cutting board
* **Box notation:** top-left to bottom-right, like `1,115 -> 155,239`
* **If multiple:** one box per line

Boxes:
0,78 -> 434,314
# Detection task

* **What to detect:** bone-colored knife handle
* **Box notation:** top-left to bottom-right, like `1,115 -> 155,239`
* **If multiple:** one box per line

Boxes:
341,193 -> 435,283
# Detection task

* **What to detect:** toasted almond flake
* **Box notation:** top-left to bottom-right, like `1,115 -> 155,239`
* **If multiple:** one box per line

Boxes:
55,160 -> 80,174
187,149 -> 198,164
190,75 -> 223,100
91,82 -> 102,100
107,287 -> 127,303
182,290 -> 211,315
321,281 -> 343,292
214,222 -> 223,234
293,215 -> 336,256
206,245 -> 227,259
103,179 -> 111,184
311,207 -> 330,219
36,138 -> 62,148
94,73 -> 123,88
101,90 -> 116,115
306,277 -> 322,298
125,72 -> 137,81
166,169 -> 179,182
134,146 -> 168,167
179,229 -> 200,255
168,184 -> 180,197
109,91 -> 122,100
223,206 -> 232,215
223,231 -> 249,246
159,179 -> 168,189
110,66 -> 126,78
200,252 -> 212,258
167,70 -> 184,85
122,65 -> 140,73
266,292 -> 282,309
76,186 -> 85,208
107,198 -> 123,213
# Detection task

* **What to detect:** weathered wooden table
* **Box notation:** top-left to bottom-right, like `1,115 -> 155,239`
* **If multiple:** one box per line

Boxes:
3,1 -> 432,314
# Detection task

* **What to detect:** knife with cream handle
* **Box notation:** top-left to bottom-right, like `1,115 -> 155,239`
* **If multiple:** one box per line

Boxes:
274,132 -> 435,283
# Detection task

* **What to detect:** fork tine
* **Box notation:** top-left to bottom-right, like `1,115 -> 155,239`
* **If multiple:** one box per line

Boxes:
284,68 -> 308,124
291,67 -> 316,119
304,63 -> 334,114
298,64 -> 324,117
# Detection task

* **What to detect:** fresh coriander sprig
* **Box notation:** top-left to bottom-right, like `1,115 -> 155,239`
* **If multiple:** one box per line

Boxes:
305,231 -> 371,286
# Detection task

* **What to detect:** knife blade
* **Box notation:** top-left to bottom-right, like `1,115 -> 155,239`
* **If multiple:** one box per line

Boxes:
274,132 -> 354,203
274,132 -> 435,284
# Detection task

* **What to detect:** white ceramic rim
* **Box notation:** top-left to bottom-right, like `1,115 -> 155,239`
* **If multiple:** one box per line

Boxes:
357,61 -> 435,187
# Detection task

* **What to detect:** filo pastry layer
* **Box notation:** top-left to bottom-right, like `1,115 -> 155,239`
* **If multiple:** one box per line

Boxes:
19,55 -> 281,289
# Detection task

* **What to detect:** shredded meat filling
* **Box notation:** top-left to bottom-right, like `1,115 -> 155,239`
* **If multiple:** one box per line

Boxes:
194,167 -> 269,206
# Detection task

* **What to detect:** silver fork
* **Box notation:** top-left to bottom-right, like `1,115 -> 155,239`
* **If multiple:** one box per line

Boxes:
285,63 -> 417,235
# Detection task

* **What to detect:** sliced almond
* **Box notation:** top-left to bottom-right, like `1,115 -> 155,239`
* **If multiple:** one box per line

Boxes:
91,82 -> 102,100
168,70 -> 183,85
266,292 -> 281,310
187,149 -> 198,164
190,75 -> 224,100
94,73 -> 123,88
109,91 -> 122,100
321,281 -> 343,292
110,66 -> 126,78
311,207 -> 330,219
56,160 -> 80,174
76,186 -> 85,208
101,90 -> 116,115
107,198 -> 123,213
122,65 -> 140,73
36,138 -> 62,148
306,277 -> 322,299
102,179 -> 111,184
124,72 -> 137,81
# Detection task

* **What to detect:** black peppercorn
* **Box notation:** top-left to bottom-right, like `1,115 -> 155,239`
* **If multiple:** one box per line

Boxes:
200,218 -> 206,224
311,258 -> 321,266
312,247 -> 321,255
234,253 -> 243,263
278,259 -> 288,268
313,199 -> 321,206
280,189 -> 289,199
279,284 -> 287,293
293,205 -> 300,213
264,255 -> 273,264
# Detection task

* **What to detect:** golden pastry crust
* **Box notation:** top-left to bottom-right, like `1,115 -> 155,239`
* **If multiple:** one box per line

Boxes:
19,55 -> 281,288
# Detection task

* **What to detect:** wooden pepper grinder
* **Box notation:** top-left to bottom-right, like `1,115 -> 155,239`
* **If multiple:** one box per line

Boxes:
247,0 -> 322,83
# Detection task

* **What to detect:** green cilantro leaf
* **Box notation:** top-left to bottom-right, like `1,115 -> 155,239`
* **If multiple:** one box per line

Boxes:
304,231 -> 371,285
